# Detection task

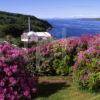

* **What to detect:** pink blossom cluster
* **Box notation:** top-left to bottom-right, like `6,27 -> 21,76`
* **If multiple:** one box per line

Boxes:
73,34 -> 100,78
72,35 -> 100,91
74,44 -> 100,69
88,34 -> 100,47
27,35 -> 98,56
26,35 -> 100,70
0,43 -> 38,100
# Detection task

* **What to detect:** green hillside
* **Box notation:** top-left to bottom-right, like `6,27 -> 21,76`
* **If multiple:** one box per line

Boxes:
0,11 -> 52,37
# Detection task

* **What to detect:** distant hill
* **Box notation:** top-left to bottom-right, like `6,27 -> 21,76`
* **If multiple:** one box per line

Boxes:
79,18 -> 100,21
0,11 -> 52,37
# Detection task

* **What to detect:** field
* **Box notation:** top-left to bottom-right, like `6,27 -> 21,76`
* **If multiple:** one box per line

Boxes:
34,76 -> 100,100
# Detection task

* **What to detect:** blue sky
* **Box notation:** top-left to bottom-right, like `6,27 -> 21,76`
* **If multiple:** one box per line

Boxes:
0,0 -> 100,18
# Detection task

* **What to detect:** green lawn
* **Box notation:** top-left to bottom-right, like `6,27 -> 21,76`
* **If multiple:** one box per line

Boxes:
34,76 -> 100,100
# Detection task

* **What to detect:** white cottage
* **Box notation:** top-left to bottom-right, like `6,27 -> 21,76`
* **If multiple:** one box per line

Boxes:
21,31 -> 52,42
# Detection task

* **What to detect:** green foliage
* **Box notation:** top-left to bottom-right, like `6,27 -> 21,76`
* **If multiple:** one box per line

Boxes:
73,46 -> 100,92
0,11 -> 52,37
26,46 -> 73,76
2,35 -> 24,47
53,55 -> 70,75
1,24 -> 24,37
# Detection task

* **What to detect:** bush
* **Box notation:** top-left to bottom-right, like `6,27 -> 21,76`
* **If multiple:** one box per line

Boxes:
27,38 -> 78,76
52,55 -> 71,75
0,43 -> 38,100
73,45 -> 100,92
4,35 -> 24,47
26,34 -> 100,76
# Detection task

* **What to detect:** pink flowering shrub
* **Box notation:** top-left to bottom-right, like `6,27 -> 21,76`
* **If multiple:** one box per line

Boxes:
0,43 -> 38,100
26,35 -> 97,76
27,43 -> 71,75
25,34 -> 100,92
73,43 -> 100,92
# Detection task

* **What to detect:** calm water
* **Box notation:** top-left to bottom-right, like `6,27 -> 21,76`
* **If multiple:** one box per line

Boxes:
47,19 -> 100,39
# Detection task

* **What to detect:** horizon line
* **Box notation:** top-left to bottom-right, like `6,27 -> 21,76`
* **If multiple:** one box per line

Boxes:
0,10 -> 100,19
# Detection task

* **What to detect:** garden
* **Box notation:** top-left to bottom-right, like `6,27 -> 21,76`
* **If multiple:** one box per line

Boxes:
0,34 -> 100,100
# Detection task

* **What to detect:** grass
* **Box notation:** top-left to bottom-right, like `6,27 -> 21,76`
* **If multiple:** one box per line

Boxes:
34,76 -> 100,100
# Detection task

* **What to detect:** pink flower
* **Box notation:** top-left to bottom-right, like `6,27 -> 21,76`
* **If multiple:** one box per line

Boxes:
0,43 -> 38,99
9,77 -> 17,85
86,46 -> 96,54
0,80 -> 5,86
4,67 -> 9,73
0,93 -> 4,100
10,65 -> 17,73
77,51 -> 85,63
4,67 -> 12,76
23,90 -> 30,97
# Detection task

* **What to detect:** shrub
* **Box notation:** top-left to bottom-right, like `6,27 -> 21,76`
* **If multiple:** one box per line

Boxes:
0,43 -> 38,100
73,44 -> 100,92
26,34 -> 100,76
27,38 -> 79,76
52,55 -> 71,75
5,35 -> 24,47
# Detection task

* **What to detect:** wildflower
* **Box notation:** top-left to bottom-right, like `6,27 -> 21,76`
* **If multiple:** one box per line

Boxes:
0,93 -> 4,100
4,67 -> 12,76
0,80 -> 5,86
10,65 -> 17,73
9,77 -> 17,85
23,90 -> 30,97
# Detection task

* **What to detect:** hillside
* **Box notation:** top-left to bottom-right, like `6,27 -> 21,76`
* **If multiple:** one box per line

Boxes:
0,11 -> 52,37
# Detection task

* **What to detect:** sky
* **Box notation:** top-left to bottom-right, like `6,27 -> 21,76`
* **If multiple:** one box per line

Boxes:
0,0 -> 100,18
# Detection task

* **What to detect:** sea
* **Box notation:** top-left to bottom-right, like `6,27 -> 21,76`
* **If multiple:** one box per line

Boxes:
47,19 -> 100,39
